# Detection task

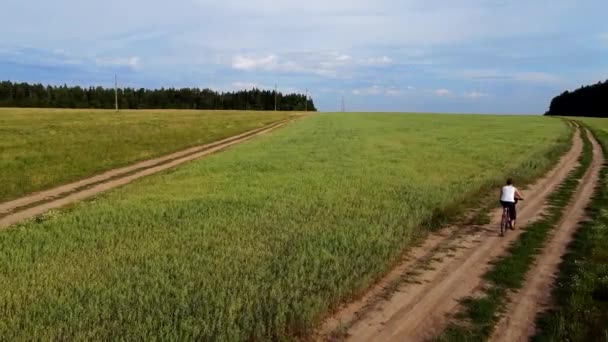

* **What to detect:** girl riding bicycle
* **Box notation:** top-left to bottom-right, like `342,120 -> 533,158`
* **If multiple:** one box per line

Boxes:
500,178 -> 524,230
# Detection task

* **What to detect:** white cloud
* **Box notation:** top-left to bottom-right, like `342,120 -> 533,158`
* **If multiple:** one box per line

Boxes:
352,85 -> 382,96
365,56 -> 392,66
95,56 -> 140,68
231,81 -> 262,90
232,55 -> 278,71
448,69 -> 561,85
385,88 -> 401,96
232,54 -> 328,75
51,49 -> 82,65
0,46 -> 86,66
335,54 -> 353,62
327,53 -> 392,67
352,85 -> 403,96
230,52 -> 391,78
355,86 -> 484,99
463,91 -> 488,99
435,88 -> 452,97
455,69 -> 509,80
513,72 -> 561,85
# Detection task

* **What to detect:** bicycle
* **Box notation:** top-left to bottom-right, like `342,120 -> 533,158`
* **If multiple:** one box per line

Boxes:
501,205 -> 512,237
500,198 -> 523,237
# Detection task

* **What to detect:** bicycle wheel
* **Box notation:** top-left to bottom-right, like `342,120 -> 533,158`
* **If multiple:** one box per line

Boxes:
501,209 -> 509,236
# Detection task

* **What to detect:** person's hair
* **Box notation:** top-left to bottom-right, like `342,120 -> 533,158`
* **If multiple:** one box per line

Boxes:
506,178 -> 513,185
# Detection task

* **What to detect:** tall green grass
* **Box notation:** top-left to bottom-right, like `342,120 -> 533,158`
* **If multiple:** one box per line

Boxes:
0,113 -> 569,340
534,119 -> 608,341
0,108 -> 290,201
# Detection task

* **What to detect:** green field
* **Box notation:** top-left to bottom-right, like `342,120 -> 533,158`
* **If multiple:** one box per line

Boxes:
0,108 -> 290,202
576,117 -> 608,133
0,113 -> 570,340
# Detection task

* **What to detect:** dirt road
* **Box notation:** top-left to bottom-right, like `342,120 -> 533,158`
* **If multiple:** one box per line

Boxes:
490,129 -> 604,342
0,117 -> 298,229
319,126 -> 596,341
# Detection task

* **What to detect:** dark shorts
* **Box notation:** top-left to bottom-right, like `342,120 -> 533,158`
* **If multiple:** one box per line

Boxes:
500,201 -> 517,220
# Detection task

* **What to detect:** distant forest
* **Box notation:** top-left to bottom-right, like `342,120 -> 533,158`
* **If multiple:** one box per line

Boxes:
0,81 -> 316,111
545,79 -> 607,117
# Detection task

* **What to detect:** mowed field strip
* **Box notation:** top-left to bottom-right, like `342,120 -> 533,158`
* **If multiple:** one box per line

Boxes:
0,113 -> 570,340
0,108 -> 292,202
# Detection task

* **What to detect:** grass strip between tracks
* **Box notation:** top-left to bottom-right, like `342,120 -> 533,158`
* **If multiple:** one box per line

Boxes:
532,124 -> 608,341
436,126 -> 594,341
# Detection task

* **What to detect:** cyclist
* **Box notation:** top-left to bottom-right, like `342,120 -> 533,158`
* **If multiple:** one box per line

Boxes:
500,178 -> 524,230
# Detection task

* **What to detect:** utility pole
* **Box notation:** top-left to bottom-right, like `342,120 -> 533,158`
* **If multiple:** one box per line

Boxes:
305,88 -> 308,112
114,74 -> 118,112
341,96 -> 345,112
274,83 -> 277,111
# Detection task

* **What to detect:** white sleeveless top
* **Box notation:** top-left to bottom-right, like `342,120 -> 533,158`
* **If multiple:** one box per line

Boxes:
501,185 -> 516,203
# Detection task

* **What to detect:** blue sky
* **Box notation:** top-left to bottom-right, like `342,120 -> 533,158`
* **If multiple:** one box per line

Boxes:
1,0 -> 607,113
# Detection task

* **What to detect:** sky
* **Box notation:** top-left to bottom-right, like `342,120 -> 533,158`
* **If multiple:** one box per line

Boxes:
1,0 -> 607,113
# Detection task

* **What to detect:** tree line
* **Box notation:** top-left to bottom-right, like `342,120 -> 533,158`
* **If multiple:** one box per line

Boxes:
0,81 -> 316,111
545,79 -> 607,117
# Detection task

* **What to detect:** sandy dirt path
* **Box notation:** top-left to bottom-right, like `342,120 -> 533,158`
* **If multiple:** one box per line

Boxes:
0,116 -> 300,229
318,127 -> 584,342
490,129 -> 604,342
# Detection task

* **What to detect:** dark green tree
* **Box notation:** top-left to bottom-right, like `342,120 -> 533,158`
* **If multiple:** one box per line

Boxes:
0,81 -> 317,112
545,79 -> 608,117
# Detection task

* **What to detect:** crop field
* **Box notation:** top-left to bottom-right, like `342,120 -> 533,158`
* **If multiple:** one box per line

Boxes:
0,108 -> 291,202
0,113 -> 570,340
577,117 -> 608,133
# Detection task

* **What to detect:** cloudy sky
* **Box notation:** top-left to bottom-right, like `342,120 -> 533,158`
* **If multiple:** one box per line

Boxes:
1,0 -> 607,113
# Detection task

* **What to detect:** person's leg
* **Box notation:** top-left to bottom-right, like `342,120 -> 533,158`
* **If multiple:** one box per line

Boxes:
500,201 -> 509,224
499,201 -> 510,236
510,203 -> 517,229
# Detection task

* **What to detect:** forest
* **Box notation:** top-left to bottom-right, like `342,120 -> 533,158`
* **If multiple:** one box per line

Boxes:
545,79 -> 607,117
0,81 -> 316,111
